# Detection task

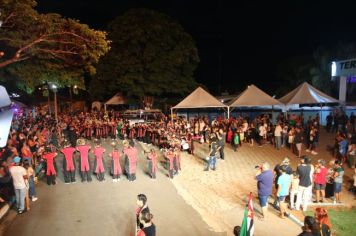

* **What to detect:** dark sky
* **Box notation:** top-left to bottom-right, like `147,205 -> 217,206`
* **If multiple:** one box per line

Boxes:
37,0 -> 356,95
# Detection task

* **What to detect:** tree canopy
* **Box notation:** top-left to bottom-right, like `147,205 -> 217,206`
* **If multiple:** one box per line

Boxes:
0,0 -> 110,92
90,8 -> 199,101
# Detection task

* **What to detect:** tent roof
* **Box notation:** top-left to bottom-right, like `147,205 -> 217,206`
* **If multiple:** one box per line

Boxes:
279,82 -> 339,105
229,84 -> 282,107
173,87 -> 227,109
105,93 -> 126,105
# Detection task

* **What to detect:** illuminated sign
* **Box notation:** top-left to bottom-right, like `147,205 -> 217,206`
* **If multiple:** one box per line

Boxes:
331,58 -> 356,77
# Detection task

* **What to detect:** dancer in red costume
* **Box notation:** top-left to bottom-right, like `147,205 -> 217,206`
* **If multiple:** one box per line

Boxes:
92,140 -> 106,182
109,143 -> 122,182
76,139 -> 92,182
145,149 -> 158,179
123,140 -> 138,181
61,142 -> 76,184
42,147 -> 58,185
173,147 -> 181,175
164,148 -> 175,179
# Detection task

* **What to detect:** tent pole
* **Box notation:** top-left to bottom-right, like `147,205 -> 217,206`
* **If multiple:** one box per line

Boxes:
227,107 -> 230,119
171,108 -> 174,123
320,104 -> 323,127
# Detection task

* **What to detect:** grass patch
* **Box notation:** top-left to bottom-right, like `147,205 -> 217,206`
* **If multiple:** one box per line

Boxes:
305,208 -> 356,236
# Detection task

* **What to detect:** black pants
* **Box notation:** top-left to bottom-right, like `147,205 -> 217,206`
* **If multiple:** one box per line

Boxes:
80,171 -> 92,182
64,169 -> 76,183
148,162 -> 156,179
97,172 -> 105,181
168,169 -> 174,179
219,146 -> 225,160
46,174 -> 56,185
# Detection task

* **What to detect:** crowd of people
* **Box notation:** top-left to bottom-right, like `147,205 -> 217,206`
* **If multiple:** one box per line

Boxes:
0,107 -> 355,235
255,156 -> 349,219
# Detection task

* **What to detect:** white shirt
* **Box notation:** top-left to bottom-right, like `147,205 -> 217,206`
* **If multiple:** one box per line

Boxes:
259,126 -> 266,136
242,122 -> 248,132
274,125 -> 282,137
9,166 -> 27,189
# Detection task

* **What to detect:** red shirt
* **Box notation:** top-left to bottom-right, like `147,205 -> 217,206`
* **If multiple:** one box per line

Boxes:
314,166 -> 327,185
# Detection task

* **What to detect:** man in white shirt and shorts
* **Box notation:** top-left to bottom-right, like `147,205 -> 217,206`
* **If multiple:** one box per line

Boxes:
9,156 -> 28,214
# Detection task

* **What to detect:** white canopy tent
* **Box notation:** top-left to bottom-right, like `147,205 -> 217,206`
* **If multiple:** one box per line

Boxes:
104,93 -> 126,110
229,84 -> 283,108
171,87 -> 229,120
279,82 -> 339,105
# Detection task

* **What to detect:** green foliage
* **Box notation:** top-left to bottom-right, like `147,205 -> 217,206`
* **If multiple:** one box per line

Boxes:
0,0 -> 110,92
275,42 -> 356,99
90,8 -> 199,101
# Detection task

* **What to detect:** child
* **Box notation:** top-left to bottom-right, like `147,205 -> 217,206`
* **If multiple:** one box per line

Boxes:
238,127 -> 244,146
109,144 -> 122,182
137,208 -> 156,236
136,194 -> 149,232
289,171 -> 299,210
23,161 -> 37,202
146,149 -> 158,179
232,132 -> 240,152
93,140 -> 106,182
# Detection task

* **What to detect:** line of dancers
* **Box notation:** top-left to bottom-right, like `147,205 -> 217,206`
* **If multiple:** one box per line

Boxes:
40,137 -> 182,185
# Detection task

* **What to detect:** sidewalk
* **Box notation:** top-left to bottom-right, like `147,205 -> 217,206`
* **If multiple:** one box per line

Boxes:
162,129 -> 355,236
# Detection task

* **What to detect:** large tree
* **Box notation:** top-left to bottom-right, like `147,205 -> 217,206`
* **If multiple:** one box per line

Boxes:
90,8 -> 199,102
0,0 -> 110,92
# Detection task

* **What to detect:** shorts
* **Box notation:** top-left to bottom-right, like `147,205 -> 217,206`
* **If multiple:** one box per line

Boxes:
259,195 -> 269,207
296,143 -> 302,151
334,182 -> 342,193
277,196 -> 286,202
314,183 -> 326,190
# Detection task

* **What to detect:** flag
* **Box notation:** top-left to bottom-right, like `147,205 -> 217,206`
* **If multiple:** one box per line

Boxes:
240,192 -> 255,236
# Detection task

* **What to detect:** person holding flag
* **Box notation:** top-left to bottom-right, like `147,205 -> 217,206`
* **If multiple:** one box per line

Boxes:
239,192 -> 254,236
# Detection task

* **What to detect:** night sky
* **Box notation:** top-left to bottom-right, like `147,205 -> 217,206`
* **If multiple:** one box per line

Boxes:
37,0 -> 356,95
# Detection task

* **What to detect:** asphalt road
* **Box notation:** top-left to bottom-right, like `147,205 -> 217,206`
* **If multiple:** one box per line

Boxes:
3,139 -> 225,236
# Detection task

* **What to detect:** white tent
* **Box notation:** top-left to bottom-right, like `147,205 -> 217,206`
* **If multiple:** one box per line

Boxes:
104,93 -> 126,111
279,82 -> 339,105
171,87 -> 228,120
229,84 -> 283,107
105,93 -> 126,105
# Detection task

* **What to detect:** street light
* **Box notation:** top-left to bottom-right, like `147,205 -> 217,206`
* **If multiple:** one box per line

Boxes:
47,82 -> 58,122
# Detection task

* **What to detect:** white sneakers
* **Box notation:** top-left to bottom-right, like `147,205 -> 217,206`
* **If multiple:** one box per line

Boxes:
305,149 -> 310,152
311,151 -> 318,155
32,197 -> 38,202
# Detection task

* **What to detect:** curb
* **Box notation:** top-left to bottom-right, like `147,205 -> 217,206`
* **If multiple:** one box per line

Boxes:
0,202 -> 13,221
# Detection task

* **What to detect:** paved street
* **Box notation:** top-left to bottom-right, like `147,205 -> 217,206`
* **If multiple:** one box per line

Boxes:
3,130 -> 355,236
3,140 -> 223,236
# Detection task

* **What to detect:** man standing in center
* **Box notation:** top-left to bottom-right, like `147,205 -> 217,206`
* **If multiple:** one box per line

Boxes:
204,135 -> 219,171
217,128 -> 226,161
255,162 -> 273,220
